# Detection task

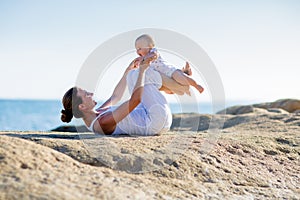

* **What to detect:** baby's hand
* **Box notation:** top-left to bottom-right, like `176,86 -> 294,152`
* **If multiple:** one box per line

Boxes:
143,51 -> 157,63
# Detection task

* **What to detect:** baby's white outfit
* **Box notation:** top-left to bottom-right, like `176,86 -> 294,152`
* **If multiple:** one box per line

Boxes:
149,48 -> 177,78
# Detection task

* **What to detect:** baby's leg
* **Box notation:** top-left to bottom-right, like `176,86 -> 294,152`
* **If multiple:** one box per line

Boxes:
182,62 -> 192,76
172,70 -> 204,94
160,73 -> 188,95
172,70 -> 191,86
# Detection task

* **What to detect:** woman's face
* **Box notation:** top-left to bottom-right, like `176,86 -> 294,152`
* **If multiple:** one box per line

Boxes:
135,39 -> 151,57
77,88 -> 97,110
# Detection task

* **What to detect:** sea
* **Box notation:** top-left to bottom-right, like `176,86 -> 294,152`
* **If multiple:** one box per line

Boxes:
0,99 -> 238,131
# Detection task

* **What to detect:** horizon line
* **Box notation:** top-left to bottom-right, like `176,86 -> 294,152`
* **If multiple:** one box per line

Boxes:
0,97 -> 296,104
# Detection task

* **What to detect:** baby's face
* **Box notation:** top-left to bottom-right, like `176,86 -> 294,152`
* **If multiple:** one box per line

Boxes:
135,39 -> 151,57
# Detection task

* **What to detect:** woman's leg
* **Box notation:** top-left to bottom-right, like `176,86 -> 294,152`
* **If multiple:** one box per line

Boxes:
126,69 -> 172,135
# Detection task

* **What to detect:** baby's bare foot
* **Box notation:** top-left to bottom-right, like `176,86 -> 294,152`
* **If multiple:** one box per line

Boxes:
196,85 -> 204,94
182,62 -> 192,76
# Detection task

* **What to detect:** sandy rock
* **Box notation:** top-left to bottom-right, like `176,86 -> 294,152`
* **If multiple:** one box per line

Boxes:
51,125 -> 90,132
254,99 -> 300,113
217,105 -> 254,115
0,136 -> 155,200
267,108 -> 290,114
293,109 -> 300,114
253,107 -> 272,114
1,111 -> 300,199
218,99 -> 300,115
1,108 -> 300,199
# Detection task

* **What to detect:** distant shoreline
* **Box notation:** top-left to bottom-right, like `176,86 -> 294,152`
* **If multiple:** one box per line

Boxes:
1,98 -> 299,132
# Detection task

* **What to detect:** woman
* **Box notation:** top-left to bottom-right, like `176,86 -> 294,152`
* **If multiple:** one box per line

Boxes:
61,56 -> 189,135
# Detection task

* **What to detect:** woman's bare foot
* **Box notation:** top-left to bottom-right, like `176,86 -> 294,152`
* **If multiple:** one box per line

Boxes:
182,62 -> 192,76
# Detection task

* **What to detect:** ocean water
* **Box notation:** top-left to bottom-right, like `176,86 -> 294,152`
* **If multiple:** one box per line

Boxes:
0,99 -> 63,131
0,99 -> 214,131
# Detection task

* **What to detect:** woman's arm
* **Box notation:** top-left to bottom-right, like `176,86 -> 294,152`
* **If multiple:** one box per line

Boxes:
94,60 -> 150,134
97,59 -> 139,109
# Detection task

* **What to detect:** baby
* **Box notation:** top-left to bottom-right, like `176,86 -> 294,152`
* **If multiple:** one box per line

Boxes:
134,34 -> 204,95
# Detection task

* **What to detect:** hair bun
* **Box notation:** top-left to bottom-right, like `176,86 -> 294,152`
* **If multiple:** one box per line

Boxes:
61,109 -> 73,123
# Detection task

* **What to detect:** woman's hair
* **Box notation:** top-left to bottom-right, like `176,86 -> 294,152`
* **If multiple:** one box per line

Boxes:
135,34 -> 155,48
61,87 -> 83,123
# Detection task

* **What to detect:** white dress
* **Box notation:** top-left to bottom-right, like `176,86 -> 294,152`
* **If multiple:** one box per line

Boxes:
87,68 -> 172,136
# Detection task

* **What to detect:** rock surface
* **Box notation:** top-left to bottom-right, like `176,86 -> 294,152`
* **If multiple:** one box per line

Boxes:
1,102 -> 300,199
254,99 -> 300,113
218,98 -> 300,115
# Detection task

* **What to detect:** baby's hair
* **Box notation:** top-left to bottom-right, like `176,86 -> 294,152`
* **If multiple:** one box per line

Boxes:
135,34 -> 155,48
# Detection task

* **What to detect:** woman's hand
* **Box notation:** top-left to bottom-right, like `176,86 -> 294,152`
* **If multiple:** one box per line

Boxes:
139,52 -> 157,71
126,58 -> 140,73
126,51 -> 157,73
139,60 -> 150,71
133,57 -> 143,67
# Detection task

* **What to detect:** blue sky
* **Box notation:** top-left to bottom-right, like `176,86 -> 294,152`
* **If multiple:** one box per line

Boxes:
0,0 -> 299,103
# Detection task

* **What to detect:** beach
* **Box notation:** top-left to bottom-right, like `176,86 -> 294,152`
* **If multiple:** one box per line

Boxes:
1,99 -> 299,199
